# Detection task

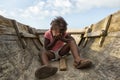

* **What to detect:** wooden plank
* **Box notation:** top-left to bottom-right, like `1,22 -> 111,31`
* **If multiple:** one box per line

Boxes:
0,32 -> 16,35
102,15 -> 112,32
67,29 -> 85,34
84,31 -> 101,38
36,29 -> 47,35
82,25 -> 93,47
99,15 -> 112,47
32,28 -> 43,46
36,29 -> 85,35
20,29 -> 120,38
27,26 -> 36,34
27,27 -> 41,51
59,57 -> 67,71
20,32 -> 37,38
78,34 -> 84,46
34,28 -> 102,38
11,20 -> 27,49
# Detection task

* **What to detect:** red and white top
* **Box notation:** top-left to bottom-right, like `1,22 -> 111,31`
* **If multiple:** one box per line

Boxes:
44,30 -> 67,51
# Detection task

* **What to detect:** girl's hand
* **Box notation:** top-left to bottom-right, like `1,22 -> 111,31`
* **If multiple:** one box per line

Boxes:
60,34 -> 73,43
53,34 -> 62,41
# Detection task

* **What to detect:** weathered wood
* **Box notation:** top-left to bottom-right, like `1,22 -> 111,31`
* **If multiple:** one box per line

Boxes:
37,35 -> 43,46
107,31 -> 120,38
78,34 -> 84,46
84,31 -> 101,38
0,25 -> 16,35
19,29 -> 120,39
99,15 -> 112,47
36,29 -> 47,35
1,10 -> 120,80
20,32 -> 37,38
59,57 -> 67,71
0,33 -> 16,35
11,20 -> 27,49
83,25 -> 93,47
80,30 -> 120,38
27,27 -> 41,50
36,28 -> 120,39
0,34 -> 18,41
32,28 -> 43,46
67,29 -> 85,34
36,29 -> 85,35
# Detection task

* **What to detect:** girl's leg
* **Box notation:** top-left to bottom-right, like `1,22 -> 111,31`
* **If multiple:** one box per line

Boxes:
41,50 -> 55,65
66,38 -> 81,63
67,37 -> 92,68
35,50 -> 58,79
58,37 -> 81,62
58,44 -> 70,56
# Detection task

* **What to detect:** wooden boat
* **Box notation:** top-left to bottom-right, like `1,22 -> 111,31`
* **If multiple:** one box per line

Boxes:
0,11 -> 120,80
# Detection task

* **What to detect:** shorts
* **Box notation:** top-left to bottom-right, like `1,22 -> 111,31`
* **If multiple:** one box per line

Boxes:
50,48 -> 62,61
49,43 -> 66,61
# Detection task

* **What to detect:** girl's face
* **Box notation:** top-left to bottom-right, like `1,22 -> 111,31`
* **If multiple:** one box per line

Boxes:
51,26 -> 66,36
52,29 -> 66,36
52,29 -> 60,36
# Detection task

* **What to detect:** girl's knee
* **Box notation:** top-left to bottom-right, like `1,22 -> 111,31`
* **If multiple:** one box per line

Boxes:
68,39 -> 76,44
41,50 -> 55,60
47,52 -> 55,60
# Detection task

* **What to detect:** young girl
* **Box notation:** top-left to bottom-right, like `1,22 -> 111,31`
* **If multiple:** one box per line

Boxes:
35,16 -> 92,79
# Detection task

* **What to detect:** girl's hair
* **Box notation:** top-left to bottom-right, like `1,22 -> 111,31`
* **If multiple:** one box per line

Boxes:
50,16 -> 67,31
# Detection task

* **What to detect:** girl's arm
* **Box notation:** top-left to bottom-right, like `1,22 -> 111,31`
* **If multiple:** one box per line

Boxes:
60,33 -> 73,43
44,36 -> 59,50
